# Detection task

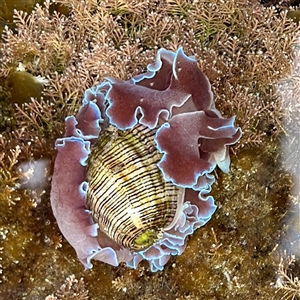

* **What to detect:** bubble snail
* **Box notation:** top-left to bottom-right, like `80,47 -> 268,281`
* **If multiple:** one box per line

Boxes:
50,48 -> 242,272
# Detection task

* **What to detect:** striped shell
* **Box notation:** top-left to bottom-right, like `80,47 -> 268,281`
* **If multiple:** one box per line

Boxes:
86,124 -> 182,252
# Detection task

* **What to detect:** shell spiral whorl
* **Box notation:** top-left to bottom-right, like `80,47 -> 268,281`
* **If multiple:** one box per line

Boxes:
86,124 -> 182,251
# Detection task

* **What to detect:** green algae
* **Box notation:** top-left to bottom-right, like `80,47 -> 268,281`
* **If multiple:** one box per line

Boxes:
6,71 -> 45,105
169,142 -> 294,299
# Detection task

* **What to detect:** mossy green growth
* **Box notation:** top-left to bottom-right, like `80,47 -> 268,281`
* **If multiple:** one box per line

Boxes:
134,230 -> 157,249
0,99 -> 16,132
287,10 -> 300,23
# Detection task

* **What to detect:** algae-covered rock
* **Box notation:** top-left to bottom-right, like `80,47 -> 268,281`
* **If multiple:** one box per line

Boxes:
0,0 -> 44,36
6,71 -> 45,105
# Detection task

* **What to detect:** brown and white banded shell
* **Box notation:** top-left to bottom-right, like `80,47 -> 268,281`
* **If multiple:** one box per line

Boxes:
86,124 -> 184,251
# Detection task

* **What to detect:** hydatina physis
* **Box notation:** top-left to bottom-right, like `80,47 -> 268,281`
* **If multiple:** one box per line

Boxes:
50,47 -> 241,271
86,123 -> 184,252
